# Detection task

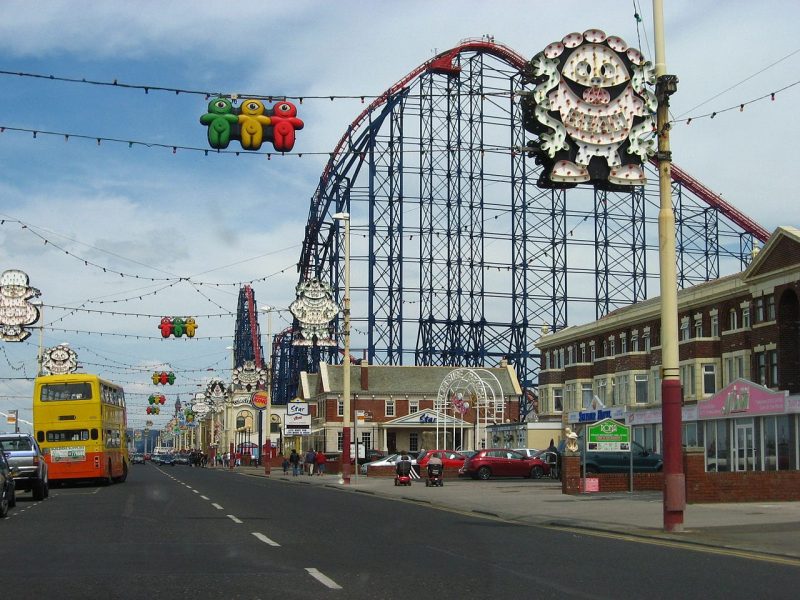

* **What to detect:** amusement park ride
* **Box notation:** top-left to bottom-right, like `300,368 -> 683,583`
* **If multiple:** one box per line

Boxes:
231,37 -> 767,421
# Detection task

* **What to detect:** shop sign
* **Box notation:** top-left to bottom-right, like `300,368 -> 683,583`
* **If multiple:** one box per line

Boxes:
287,400 -> 309,416
626,405 -> 697,425
285,427 -> 310,436
586,418 -> 630,452
250,390 -> 269,410
698,379 -> 787,420
569,406 -> 625,424
286,413 -> 311,427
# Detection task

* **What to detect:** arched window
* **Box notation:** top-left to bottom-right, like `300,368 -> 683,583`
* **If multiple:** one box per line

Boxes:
235,411 -> 253,430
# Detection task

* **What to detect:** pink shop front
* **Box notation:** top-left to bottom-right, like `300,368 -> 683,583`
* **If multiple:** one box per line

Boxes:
625,379 -> 800,473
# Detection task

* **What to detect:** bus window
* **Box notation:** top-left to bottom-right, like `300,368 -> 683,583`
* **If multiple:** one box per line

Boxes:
47,429 -> 90,442
40,383 -> 93,401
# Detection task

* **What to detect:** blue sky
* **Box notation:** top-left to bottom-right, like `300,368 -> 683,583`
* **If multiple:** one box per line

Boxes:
0,1 -> 797,430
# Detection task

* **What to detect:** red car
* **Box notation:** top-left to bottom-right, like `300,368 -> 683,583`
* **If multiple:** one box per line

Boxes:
458,448 -> 550,480
417,450 -> 467,469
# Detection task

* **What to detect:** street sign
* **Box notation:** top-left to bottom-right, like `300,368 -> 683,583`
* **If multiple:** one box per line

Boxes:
250,390 -> 269,410
586,418 -> 630,452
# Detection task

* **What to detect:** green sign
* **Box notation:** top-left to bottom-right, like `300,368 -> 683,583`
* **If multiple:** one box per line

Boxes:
586,418 -> 630,452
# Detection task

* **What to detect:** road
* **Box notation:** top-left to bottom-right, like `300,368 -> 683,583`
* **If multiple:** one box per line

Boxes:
4,464 -> 797,599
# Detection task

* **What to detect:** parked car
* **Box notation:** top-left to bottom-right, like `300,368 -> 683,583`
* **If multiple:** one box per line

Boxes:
0,446 -> 17,518
459,448 -> 550,480
581,441 -> 663,474
416,450 -> 467,469
152,454 -> 175,466
174,454 -> 190,466
0,432 -> 49,500
131,453 -> 145,464
512,448 -> 539,458
362,452 -> 419,474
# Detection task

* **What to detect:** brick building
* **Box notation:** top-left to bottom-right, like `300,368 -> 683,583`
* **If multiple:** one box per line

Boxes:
537,226 -> 800,481
295,361 -> 522,455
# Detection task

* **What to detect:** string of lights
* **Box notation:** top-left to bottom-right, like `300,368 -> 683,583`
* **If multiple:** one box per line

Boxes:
44,304 -> 234,319
43,325 -> 233,340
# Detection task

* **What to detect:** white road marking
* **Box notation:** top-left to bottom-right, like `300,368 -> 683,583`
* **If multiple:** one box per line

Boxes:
212,503 -> 224,510
200,495 -> 209,500
227,514 -> 243,524
305,568 -> 342,590
251,532 -> 281,547
192,489 -> 199,494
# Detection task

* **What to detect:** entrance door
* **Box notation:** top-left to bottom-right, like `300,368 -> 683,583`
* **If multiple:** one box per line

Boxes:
734,420 -> 755,471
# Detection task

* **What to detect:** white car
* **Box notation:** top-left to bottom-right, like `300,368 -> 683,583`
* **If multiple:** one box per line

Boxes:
360,452 -> 418,475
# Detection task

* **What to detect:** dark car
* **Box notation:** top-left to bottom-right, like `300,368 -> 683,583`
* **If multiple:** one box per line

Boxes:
582,441 -> 663,474
459,448 -> 550,480
0,446 -> 17,518
131,453 -> 145,464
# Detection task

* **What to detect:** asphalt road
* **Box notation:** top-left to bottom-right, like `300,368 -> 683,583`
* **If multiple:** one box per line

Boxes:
4,464 -> 798,599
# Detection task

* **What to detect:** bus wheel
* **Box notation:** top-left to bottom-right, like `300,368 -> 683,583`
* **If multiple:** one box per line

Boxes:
114,462 -> 128,484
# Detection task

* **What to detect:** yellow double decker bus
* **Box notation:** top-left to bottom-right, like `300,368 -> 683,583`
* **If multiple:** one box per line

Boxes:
33,374 -> 129,484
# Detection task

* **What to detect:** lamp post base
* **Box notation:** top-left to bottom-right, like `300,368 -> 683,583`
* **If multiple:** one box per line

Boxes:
341,462 -> 352,485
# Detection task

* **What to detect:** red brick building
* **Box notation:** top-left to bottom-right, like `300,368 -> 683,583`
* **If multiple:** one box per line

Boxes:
537,227 -> 800,498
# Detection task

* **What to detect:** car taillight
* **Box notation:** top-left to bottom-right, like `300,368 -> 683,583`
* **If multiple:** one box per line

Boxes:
32,456 -> 39,465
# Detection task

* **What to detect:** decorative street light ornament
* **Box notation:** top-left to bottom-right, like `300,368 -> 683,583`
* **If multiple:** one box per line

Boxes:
205,379 -> 227,401
151,371 -> 176,385
157,316 -> 198,338
520,28 -> 657,189
289,278 -> 338,346
231,360 -> 267,393
192,393 -> 210,418
199,97 -> 304,152
42,343 -> 78,375
0,269 -> 41,342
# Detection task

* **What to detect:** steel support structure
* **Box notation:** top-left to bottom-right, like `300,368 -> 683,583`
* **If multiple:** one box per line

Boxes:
275,41 -> 769,418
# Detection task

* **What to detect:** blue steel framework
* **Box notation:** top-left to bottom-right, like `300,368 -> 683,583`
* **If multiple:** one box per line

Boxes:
233,285 -> 265,371
270,40 -> 767,419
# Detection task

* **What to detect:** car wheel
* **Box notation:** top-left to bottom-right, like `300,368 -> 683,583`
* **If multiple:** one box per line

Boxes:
43,478 -> 49,498
531,466 -> 544,479
32,478 -> 45,501
477,466 -> 492,480
0,494 -> 8,518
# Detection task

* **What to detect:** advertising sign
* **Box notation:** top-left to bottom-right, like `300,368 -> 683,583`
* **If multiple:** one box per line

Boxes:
287,400 -> 309,416
284,411 -> 311,436
251,390 -> 269,410
51,446 -> 86,463
586,418 -> 630,452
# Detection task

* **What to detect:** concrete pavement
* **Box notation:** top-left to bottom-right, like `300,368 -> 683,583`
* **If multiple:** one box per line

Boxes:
227,465 -> 800,563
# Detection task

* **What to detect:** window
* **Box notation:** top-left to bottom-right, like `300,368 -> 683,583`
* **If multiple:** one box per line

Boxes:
620,335 -> 627,354
579,345 -> 586,363
767,295 -> 775,320
544,353 -> 550,370
754,297 -> 765,323
361,431 -> 371,451
683,422 -> 700,448
756,352 -> 767,386
46,429 -> 89,442
582,383 -> 593,409
680,365 -> 695,397
337,431 -> 343,451
703,364 -> 716,395
614,374 -> 628,405
742,306 -> 750,328
611,377 -> 617,405
652,369 -> 662,403
553,388 -> 563,412
609,338 -> 615,357
409,400 -> 419,413
40,382 -> 93,401
680,317 -> 690,341
729,308 -> 738,330
385,399 -> 396,417
409,432 -> 419,452
602,340 -> 607,357
705,420 -> 730,472
644,333 -> 651,352
769,350 -> 778,387
590,344 -> 596,362
631,335 -> 639,352
566,346 -> 573,365
635,374 -> 648,404
711,314 -> 719,337
565,383 -> 575,411
597,379 -> 607,406
694,318 -> 703,338
337,399 -> 344,417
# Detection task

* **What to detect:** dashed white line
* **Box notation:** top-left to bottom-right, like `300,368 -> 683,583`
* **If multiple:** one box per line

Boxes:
192,489 -> 199,494
212,503 -> 224,510
200,495 -> 210,500
251,532 -> 281,547
305,568 -> 342,590
227,514 -> 243,524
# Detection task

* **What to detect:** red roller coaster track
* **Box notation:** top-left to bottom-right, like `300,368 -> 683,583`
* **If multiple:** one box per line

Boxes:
322,39 -> 768,243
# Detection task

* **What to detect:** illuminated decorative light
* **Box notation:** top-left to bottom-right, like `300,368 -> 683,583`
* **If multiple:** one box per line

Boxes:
0,269 -> 41,342
42,343 -> 78,375
289,278 -> 339,346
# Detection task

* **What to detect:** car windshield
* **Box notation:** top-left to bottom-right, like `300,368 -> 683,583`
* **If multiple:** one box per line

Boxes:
0,437 -> 33,451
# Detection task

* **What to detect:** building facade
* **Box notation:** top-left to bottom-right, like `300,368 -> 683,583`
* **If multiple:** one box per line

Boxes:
296,361 -> 522,455
537,226 -> 800,475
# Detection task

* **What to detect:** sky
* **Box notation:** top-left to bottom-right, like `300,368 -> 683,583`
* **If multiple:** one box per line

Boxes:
0,1 -> 797,431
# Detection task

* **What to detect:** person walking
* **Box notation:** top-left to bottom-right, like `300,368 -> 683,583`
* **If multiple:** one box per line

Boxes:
289,449 -> 300,476
305,448 -> 316,476
281,453 -> 289,475
314,449 -> 326,476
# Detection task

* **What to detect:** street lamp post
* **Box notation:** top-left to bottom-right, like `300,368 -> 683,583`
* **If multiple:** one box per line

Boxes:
260,305 -> 278,475
333,212 -> 352,484
653,0 -> 685,532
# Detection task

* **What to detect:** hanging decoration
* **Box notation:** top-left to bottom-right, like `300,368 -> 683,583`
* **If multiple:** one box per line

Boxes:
289,278 -> 338,346
231,360 -> 267,393
200,97 -> 304,152
157,316 -> 198,338
151,371 -> 176,385
0,269 -> 41,342
147,393 -> 167,414
205,378 -> 227,401
42,343 -> 79,375
520,29 -> 657,189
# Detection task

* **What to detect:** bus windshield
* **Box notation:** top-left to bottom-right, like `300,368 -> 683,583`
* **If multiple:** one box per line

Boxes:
40,383 -> 93,401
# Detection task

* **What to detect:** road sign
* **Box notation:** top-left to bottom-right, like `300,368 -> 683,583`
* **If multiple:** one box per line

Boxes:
586,418 -> 630,452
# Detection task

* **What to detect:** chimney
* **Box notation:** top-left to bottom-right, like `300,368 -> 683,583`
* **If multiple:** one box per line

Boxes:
360,359 -> 369,391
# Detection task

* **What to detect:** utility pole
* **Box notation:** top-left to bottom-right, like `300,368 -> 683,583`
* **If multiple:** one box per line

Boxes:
653,0 -> 685,532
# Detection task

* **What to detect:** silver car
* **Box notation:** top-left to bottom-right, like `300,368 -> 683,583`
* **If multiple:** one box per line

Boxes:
0,433 -> 49,500
361,452 -> 419,475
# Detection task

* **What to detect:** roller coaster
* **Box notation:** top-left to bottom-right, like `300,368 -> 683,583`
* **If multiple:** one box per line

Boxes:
251,39 -> 767,419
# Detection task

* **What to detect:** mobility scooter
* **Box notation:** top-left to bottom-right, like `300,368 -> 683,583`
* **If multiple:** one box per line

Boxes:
394,456 -> 413,486
425,461 -> 444,487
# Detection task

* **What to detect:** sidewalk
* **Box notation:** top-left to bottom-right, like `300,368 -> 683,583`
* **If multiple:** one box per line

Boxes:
229,466 -> 800,562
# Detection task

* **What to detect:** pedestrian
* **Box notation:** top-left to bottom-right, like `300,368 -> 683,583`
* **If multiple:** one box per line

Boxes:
289,449 -> 300,476
305,448 -> 316,476
315,449 -> 326,475
281,454 -> 290,475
